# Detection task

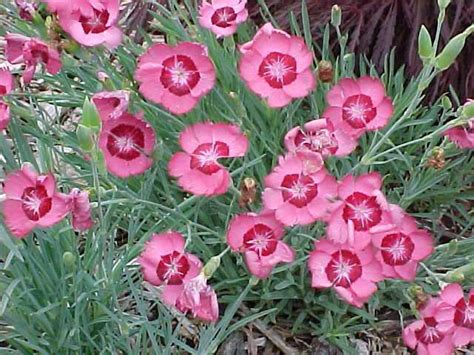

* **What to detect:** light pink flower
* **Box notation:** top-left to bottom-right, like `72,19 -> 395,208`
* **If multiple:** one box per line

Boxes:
284,118 -> 358,158
15,0 -> 38,21
403,298 -> 455,355
168,122 -> 248,196
98,112 -> 156,178
308,239 -> 383,308
226,211 -> 295,278
436,283 -> 474,347
324,76 -> 394,138
1,163 -> 70,238
0,101 -> 9,131
69,188 -> 93,231
92,90 -> 130,122
176,273 -> 219,322
43,0 -> 91,13
135,42 -> 216,115
0,69 -> 15,96
138,231 -> 202,308
262,154 -> 337,226
372,209 -> 433,281
327,173 -> 397,250
443,119 -> 474,149
198,0 -> 248,38
239,23 -> 315,108
5,33 -> 62,84
54,0 -> 123,49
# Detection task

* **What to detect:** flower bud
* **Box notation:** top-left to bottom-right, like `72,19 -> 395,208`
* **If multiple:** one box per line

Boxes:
331,5 -> 341,28
418,25 -> 433,60
81,98 -> 101,133
441,96 -> 452,110
317,60 -> 333,83
437,0 -> 451,10
436,32 -> 468,71
76,125 -> 95,152
202,255 -> 221,278
63,252 -> 76,270
462,99 -> 474,118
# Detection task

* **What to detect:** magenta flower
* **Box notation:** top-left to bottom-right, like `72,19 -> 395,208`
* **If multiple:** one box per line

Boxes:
0,102 -> 9,131
54,0 -> 122,49
98,112 -> 156,178
5,34 -> 62,84
436,283 -> 474,347
327,172 -> 397,250
284,118 -> 358,158
176,273 -> 219,322
198,0 -> 248,38
135,42 -> 216,115
239,23 -> 316,108
0,69 -> 14,131
92,90 -> 130,122
15,0 -> 38,21
226,211 -> 295,279
68,188 -> 94,231
1,163 -> 70,238
308,239 -> 383,308
372,208 -> 433,281
138,231 -> 203,308
262,154 -> 337,226
168,122 -> 249,196
403,298 -> 455,355
443,99 -> 474,149
324,76 -> 394,138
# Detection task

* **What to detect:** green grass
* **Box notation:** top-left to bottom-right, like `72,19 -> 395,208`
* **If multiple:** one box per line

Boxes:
0,0 -> 473,354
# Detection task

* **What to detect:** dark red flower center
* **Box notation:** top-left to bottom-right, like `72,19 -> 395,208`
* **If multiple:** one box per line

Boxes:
342,192 -> 382,231
160,55 -> 201,96
281,174 -> 318,208
294,128 -> 338,156
0,85 -> 6,95
190,141 -> 229,174
342,94 -> 377,128
106,124 -> 145,161
454,296 -> 474,329
30,45 -> 50,64
415,317 -> 444,344
326,250 -> 362,288
243,223 -> 277,256
156,251 -> 190,285
259,52 -> 297,88
211,6 -> 237,28
21,184 -> 52,221
380,232 -> 415,266
80,9 -> 110,34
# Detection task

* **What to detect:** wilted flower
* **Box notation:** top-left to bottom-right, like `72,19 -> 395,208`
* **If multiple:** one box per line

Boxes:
168,122 -> 248,196
98,112 -> 156,178
92,90 -> 130,122
238,23 -> 316,108
226,211 -> 295,278
135,42 -> 216,115
68,188 -> 94,231
1,163 -> 70,238
15,0 -> 38,21
5,34 -> 62,84
0,102 -> 10,131
199,0 -> 248,38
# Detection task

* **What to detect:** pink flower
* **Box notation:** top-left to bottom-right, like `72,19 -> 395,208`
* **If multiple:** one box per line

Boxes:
168,122 -> 248,196
324,76 -> 394,138
1,163 -> 70,238
327,172 -> 396,250
403,298 -> 455,355
198,0 -> 248,38
176,273 -> 219,322
226,211 -> 295,278
138,231 -> 202,308
372,209 -> 433,281
68,188 -> 93,231
5,33 -> 62,84
43,0 -> 91,13
98,112 -> 156,178
0,101 -> 9,131
92,90 -> 130,122
238,23 -> 315,108
135,42 -> 216,115
15,0 -> 38,21
284,118 -> 358,158
436,283 -> 474,347
308,239 -> 383,308
54,0 -> 122,49
443,119 -> 474,149
262,154 -> 337,226
0,69 -> 15,96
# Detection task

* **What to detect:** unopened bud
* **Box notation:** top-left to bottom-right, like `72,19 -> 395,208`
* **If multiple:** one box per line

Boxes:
461,99 -> 474,118
331,5 -> 341,28
202,255 -> 221,278
76,125 -> 95,152
63,252 -> 76,270
418,25 -> 434,60
317,60 -> 333,83
441,96 -> 452,110
436,32 -> 468,71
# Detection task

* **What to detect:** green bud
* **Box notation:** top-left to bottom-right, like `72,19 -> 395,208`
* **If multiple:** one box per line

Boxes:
418,25 -> 433,60
62,40 -> 81,55
202,255 -> 221,279
80,98 -> 101,133
445,262 -> 474,283
437,0 -> 451,10
76,125 -> 95,152
436,32 -> 468,70
446,270 -> 464,283
461,100 -> 474,118
63,252 -> 76,270
330,5 -> 341,28
446,239 -> 458,256
441,96 -> 452,110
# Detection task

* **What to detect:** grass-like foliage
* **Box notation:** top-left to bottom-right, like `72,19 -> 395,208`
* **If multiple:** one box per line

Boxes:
0,0 -> 473,353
